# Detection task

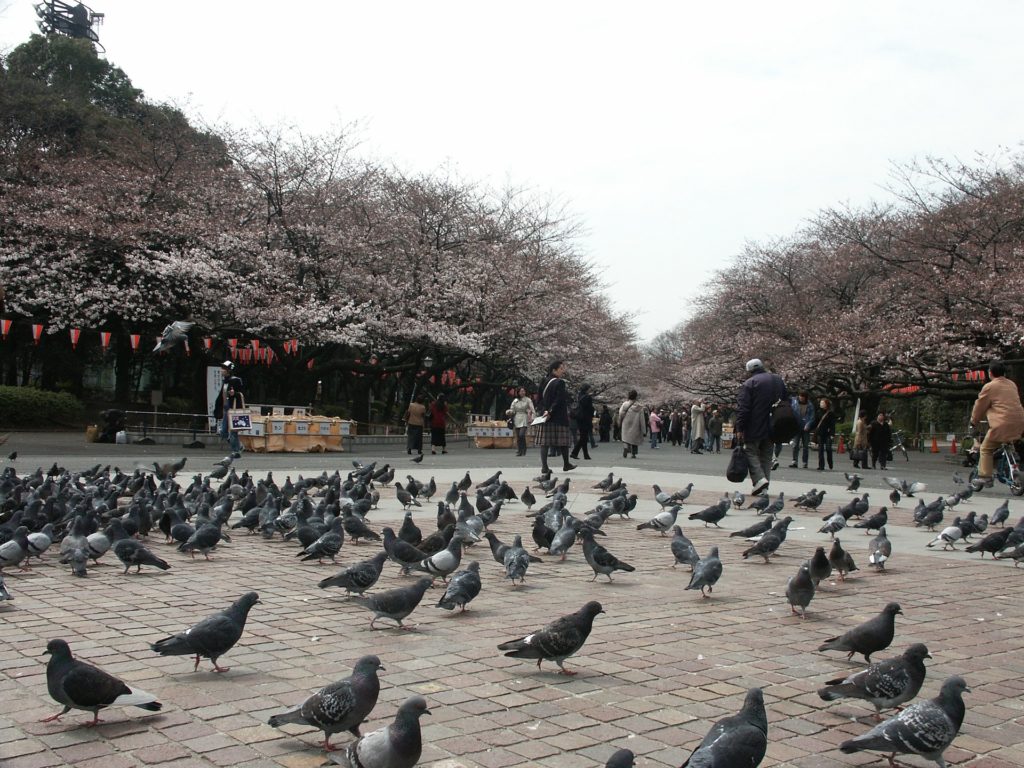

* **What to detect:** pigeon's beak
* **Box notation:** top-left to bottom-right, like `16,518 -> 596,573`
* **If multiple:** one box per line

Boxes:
424,707 -> 432,715
925,652 -> 933,659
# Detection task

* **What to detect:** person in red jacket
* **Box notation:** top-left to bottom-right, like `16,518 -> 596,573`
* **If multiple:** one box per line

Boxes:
428,394 -> 450,455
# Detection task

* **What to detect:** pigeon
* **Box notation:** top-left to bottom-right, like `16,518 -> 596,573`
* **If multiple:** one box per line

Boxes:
398,511 -> 422,546
839,675 -> 968,768
729,516 -> 775,539
580,527 -> 635,582
819,602 -> 902,662
670,525 -> 700,570
548,517 -> 579,561
995,541 -> 1024,565
395,483 -> 421,509
731,491 -> 746,509
926,524 -> 963,550
503,535 -> 533,587
636,505 -> 680,535
0,573 -> 12,601
889,488 -> 901,506
965,527 -> 1013,557
521,486 -> 537,510
328,695 -> 430,768
42,639 -> 162,726
319,552 -> 388,596
605,748 -> 636,767
883,477 -> 926,497
688,501 -> 728,528
113,536 -> 171,575
679,687 -> 768,768
991,500 -> 1010,527
0,526 -> 31,570
457,472 -> 473,491
150,592 -> 260,673
671,483 -> 695,503
349,577 -> 432,630
806,546 -> 832,586
153,320 -> 194,352
411,533 -> 465,582
342,512 -> 380,545
854,507 -> 888,534
685,546 -> 723,598
435,561 -> 482,611
497,600 -> 604,675
410,453 -> 423,463
26,524 -> 54,560
828,538 -> 858,580
177,522 -> 226,560
845,473 -> 862,492
819,512 -> 846,539
786,563 -> 815,618
268,655 -> 384,751
652,484 -> 674,508
868,528 -> 892,571
742,530 -> 783,564
818,643 -> 931,720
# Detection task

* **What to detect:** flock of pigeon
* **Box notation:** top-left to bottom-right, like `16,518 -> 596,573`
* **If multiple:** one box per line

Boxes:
0,453 -> 1016,767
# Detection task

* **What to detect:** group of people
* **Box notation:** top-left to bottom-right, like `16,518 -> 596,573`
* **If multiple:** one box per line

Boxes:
404,394 -> 451,455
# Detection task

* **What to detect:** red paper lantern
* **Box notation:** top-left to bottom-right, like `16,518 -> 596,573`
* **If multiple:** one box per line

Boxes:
100,331 -> 111,352
307,358 -> 315,370
203,337 -> 213,350
230,347 -> 238,361
290,338 -> 299,354
251,339 -> 260,354
32,324 -> 43,345
129,333 -> 140,352
1,319 -> 11,340
228,338 -> 238,349
69,328 -> 81,349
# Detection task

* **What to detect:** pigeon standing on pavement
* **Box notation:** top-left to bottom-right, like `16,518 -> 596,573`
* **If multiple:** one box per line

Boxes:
0,526 -> 31,570
679,687 -> 768,767
580,527 -> 635,582
818,643 -> 931,720
839,675 -> 968,767
0,573 -> 12,601
828,538 -> 858,580
497,600 -> 604,675
605,748 -> 636,767
268,655 -> 384,751
670,526 -> 700,570
685,546 -> 723,598
818,603 -> 902,662
806,547 -> 832,586
435,561 -> 482,611
42,639 -> 162,726
110,527 -> 171,575
349,578 -> 433,630
688,501 -> 728,528
318,552 -> 388,596
636,505 -> 680,535
786,563 -> 816,618
328,695 -> 430,768
868,528 -> 892,571
503,535 -> 532,586
150,592 -> 260,672
854,507 -> 888,534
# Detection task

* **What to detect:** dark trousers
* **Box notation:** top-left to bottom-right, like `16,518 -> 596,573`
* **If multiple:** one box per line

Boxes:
406,426 -> 423,454
792,431 -> 810,465
818,437 -> 834,469
515,426 -> 528,455
571,428 -> 592,459
870,446 -> 887,469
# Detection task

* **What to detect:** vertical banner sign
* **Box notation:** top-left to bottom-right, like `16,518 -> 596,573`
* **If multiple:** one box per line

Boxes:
0,319 -> 11,340
228,338 -> 238,351
32,324 -> 43,344
100,331 -> 112,352
203,337 -> 213,350
129,333 -> 140,352
207,366 -> 224,429
69,328 -> 81,349
251,339 -> 260,355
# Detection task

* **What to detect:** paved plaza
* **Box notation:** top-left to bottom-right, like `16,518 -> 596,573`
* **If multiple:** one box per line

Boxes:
1,434 -> 1022,767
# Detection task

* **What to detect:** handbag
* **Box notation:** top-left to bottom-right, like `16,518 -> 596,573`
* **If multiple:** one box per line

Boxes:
228,412 -> 252,432
726,445 -> 749,482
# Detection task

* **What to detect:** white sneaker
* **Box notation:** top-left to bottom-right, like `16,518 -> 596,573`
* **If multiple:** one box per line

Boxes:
752,479 -> 769,496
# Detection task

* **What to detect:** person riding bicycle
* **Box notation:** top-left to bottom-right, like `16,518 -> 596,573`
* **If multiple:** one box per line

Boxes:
969,361 -> 1024,488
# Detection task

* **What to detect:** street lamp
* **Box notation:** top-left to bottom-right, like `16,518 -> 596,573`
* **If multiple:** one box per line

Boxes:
410,354 -> 434,403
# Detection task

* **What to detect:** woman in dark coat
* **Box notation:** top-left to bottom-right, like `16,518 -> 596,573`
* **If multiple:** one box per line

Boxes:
570,384 -> 595,461
535,360 -> 575,473
598,405 -> 612,442
866,412 -> 893,470
814,397 -> 838,471
429,393 -> 449,454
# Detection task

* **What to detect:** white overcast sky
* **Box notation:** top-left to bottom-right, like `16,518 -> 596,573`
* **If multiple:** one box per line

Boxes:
4,1 -> 1024,341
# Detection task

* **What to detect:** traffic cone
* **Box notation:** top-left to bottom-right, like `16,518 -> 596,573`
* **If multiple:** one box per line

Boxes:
950,436 -> 957,454
837,435 -> 846,454
931,436 -> 939,453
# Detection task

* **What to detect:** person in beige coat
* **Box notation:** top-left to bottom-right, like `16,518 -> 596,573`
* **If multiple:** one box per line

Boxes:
619,390 -> 645,459
970,361 -> 1024,485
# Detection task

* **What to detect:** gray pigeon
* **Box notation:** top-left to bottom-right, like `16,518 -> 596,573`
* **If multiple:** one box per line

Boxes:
670,526 -> 700,570
806,546 -> 832,586
680,687 -> 768,767
268,655 -> 384,751
868,528 -> 892,570
580,527 -> 635,582
349,577 -> 433,630
786,563 -> 815,618
685,546 -> 723,598
0,526 -> 31,570
688,501 -> 728,528
818,602 -> 902,662
839,675 -> 968,767
503,535 -> 532,586
329,695 -> 430,768
435,561 -> 482,611
991,500 -> 1010,527
548,517 -> 578,560
42,639 -> 162,726
606,748 -> 636,767
729,516 -> 774,539
0,573 -> 12,601
497,600 -> 604,675
151,592 -> 259,673
318,552 -> 388,596
819,643 -> 931,720
828,538 -> 858,580
298,518 -> 345,564
113,536 -> 171,575
153,320 -> 194,353
411,533 -> 465,582
636,505 -> 680,535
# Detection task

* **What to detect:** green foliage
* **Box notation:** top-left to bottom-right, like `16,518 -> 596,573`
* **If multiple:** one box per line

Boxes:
0,385 -> 85,427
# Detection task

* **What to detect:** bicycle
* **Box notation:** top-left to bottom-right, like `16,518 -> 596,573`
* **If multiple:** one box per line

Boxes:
889,429 -> 910,462
967,432 -> 1024,496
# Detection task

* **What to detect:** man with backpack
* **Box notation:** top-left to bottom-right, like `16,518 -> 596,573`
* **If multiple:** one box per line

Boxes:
734,358 -> 788,495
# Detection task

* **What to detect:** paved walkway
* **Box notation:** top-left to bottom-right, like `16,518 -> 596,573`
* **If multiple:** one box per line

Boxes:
1,436 -> 1022,767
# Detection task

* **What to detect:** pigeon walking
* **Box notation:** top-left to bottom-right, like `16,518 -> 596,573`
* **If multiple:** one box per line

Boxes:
150,592 -> 260,673
818,602 -> 902,662
497,601 -> 604,675
503,535 -> 532,587
42,639 -> 162,726
670,526 -> 700,570
318,552 -> 388,596
349,578 -> 432,630
636,505 -> 680,535
580,527 -> 635,582
868,528 -> 892,571
435,561 -> 482,611
268,655 -> 384,751
839,675 -> 968,768
818,643 -> 931,720
328,695 -> 430,768
679,687 -> 768,767
828,538 -> 858,580
685,546 -> 723,598
786,564 -> 815,618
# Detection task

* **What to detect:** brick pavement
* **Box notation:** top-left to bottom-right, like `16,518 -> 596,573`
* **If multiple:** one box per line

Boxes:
1,461 -> 1022,767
